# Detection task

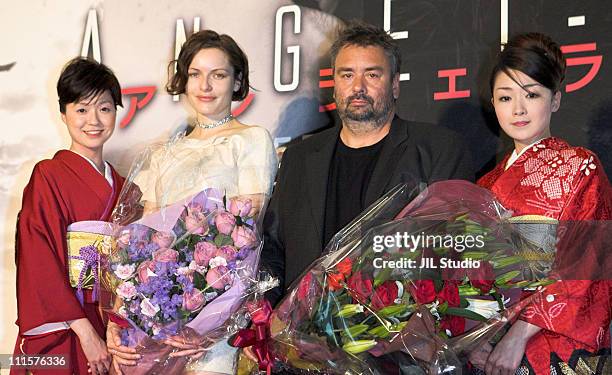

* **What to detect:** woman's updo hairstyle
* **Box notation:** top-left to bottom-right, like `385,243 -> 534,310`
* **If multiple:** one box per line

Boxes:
489,32 -> 566,94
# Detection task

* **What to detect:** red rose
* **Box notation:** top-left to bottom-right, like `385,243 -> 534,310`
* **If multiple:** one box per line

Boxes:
297,272 -> 314,300
410,280 -> 437,304
336,257 -> 353,276
442,265 -> 466,281
437,281 -> 460,307
371,281 -> 399,311
471,279 -> 495,294
327,273 -> 345,291
468,262 -> 495,294
347,272 -> 373,304
440,315 -> 465,337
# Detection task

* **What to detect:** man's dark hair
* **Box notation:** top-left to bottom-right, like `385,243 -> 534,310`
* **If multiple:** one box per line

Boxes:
57,57 -> 122,113
329,21 -> 402,77
166,30 -> 250,101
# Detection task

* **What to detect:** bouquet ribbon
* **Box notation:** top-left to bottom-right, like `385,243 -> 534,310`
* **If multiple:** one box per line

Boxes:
70,244 -> 100,306
231,300 -> 273,374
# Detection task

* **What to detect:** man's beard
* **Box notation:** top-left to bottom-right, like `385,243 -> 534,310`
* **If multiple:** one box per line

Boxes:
336,91 -> 394,133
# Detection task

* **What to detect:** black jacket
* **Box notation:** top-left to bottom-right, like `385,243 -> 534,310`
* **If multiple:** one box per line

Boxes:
261,116 -> 474,305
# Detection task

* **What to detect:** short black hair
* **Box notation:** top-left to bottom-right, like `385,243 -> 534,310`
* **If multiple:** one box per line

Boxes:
329,20 -> 402,76
490,32 -> 566,94
57,57 -> 122,113
166,30 -> 250,101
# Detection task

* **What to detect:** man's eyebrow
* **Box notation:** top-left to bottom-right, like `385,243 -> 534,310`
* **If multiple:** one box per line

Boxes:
335,66 -> 385,73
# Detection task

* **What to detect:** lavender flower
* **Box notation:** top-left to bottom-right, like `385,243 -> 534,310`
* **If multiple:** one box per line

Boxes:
110,188 -> 261,339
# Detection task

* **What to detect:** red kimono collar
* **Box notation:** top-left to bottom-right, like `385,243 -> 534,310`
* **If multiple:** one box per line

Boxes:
54,150 -> 119,218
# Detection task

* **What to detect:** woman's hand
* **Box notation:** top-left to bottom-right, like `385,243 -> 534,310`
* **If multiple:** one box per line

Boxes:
484,320 -> 540,375
243,346 -> 259,363
468,342 -> 492,369
69,318 -> 111,375
106,321 -> 140,374
164,328 -> 208,360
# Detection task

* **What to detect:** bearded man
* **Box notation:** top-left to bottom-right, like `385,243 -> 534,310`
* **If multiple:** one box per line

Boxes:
262,21 -> 474,304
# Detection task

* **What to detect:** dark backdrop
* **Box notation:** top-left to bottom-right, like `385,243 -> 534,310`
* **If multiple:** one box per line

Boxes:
294,0 -> 611,178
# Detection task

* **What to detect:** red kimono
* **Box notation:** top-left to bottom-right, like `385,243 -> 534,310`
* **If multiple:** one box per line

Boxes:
13,150 -> 124,374
478,137 -> 612,374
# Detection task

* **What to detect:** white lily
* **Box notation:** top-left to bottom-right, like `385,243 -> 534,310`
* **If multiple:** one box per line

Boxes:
465,298 -> 501,319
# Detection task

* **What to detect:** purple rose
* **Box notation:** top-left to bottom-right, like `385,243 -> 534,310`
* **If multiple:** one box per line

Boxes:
152,248 -> 179,263
206,266 -> 232,289
151,231 -> 174,249
137,260 -> 156,283
187,202 -> 203,213
130,224 -> 151,242
182,289 -> 205,311
215,245 -> 238,262
228,197 -> 253,217
231,226 -> 257,248
214,211 -> 236,235
194,241 -> 217,266
185,209 -> 208,235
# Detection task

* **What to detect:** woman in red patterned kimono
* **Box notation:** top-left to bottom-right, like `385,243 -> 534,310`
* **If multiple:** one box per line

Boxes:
476,33 -> 612,374
12,58 -> 128,375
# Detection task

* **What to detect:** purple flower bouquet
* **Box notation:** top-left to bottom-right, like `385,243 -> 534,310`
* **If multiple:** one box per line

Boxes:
103,188 -> 262,373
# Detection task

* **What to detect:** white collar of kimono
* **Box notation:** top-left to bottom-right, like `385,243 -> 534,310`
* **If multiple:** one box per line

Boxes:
505,138 -> 545,170
69,150 -> 114,187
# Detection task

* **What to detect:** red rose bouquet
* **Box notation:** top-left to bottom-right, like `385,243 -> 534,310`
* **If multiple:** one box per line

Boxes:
240,181 -> 557,374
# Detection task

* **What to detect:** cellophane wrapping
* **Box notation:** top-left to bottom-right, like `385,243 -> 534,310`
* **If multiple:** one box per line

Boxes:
263,180 -> 594,374
100,133 -> 276,374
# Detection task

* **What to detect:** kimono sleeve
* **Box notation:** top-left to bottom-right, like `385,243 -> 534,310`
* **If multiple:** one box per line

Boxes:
16,163 -> 86,333
561,151 -> 612,220
520,150 -> 612,348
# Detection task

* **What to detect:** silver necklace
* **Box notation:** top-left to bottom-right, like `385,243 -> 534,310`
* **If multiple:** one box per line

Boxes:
196,114 -> 233,129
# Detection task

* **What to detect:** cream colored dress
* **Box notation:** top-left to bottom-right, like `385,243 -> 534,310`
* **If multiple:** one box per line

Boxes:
136,126 -> 277,209
132,125 -> 278,374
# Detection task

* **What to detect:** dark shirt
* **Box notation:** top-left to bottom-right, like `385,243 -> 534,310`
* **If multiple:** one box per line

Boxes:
261,117 -> 475,306
323,136 -> 386,245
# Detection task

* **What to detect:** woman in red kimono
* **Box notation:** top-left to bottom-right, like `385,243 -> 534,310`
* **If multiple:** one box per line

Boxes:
13,57 -> 127,375
475,33 -> 612,374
